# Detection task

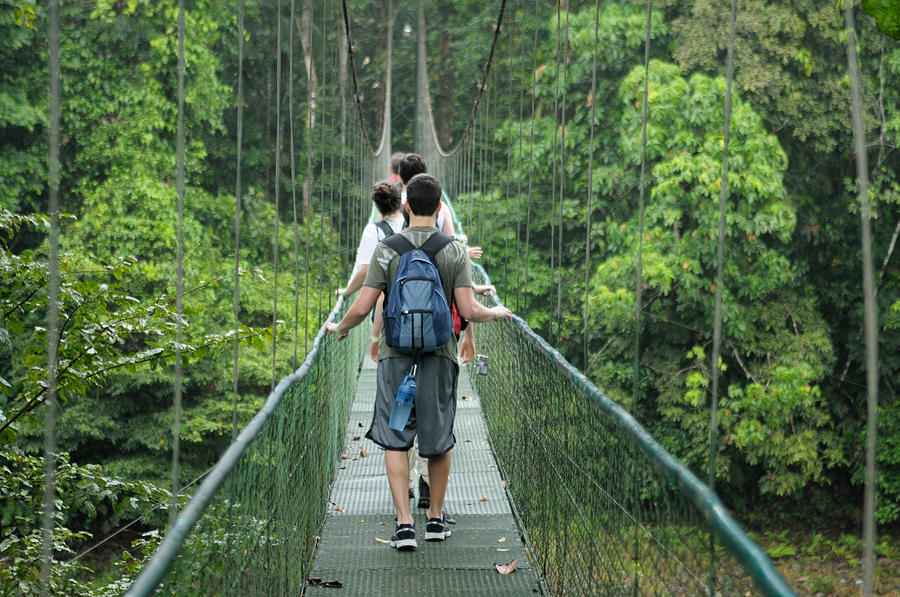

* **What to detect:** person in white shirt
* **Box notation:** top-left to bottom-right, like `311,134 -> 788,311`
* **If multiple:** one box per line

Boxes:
336,181 -> 405,299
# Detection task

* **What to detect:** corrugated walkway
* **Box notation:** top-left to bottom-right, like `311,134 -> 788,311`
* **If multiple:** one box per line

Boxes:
304,355 -> 542,596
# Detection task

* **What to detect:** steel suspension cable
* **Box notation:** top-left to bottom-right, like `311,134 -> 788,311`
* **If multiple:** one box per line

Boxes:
556,6 -> 570,346
844,2 -> 879,595
289,0 -> 300,369
271,0 -> 283,390
318,0 -> 326,329
231,0 -> 245,438
524,0 -> 539,318
584,0 -> 600,378
304,0 -> 312,355
170,0 -> 186,526
707,1 -> 737,592
515,0 -> 527,313
631,4 -> 653,592
39,1 -> 61,594
549,4 -> 561,341
632,0 -> 652,419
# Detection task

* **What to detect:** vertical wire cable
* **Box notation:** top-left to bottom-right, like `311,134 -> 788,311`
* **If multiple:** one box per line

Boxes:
556,6 -> 569,346
339,11 -> 348,268
845,2 -> 879,595
503,21 -> 515,307
289,0 -> 300,370
583,0 -> 600,378
40,1 -> 61,593
515,0 -> 526,313
318,0 -> 326,329
304,0 -> 312,355
231,0 -> 246,438
632,3 -> 653,594
549,2 -> 562,341
632,0 -> 651,419
272,0 -> 283,389
170,0 -> 186,525
707,1 -> 736,592
524,0 -> 539,318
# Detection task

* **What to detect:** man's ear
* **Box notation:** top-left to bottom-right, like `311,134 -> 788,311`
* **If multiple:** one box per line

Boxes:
435,201 -> 442,214
404,202 -> 411,214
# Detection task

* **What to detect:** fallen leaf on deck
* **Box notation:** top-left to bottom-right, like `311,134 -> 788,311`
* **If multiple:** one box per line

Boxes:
465,439 -> 473,443
360,447 -> 367,458
333,507 -> 344,512
352,435 -> 361,441
375,537 -> 390,544
501,480 -> 507,489
341,453 -> 353,461
494,560 -> 517,575
497,536 -> 506,543
479,497 -> 489,502
356,519 -> 365,523
308,578 -> 343,588
497,548 -> 510,552
461,395 -> 471,401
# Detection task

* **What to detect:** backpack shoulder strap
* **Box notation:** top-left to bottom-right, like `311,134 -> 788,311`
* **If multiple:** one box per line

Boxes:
418,232 -> 453,261
375,219 -> 394,239
382,233 -> 416,256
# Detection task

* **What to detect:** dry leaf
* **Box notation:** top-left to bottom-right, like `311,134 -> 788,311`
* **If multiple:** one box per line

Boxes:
308,578 -> 343,588
494,560 -> 517,575
501,480 -> 507,489
465,439 -> 473,443
334,507 -> 344,512
461,395 -> 471,401
356,519 -> 365,523
497,548 -> 510,552
340,453 -> 353,461
497,536 -> 506,543
375,537 -> 390,544
360,447 -> 367,458
352,435 -> 361,441
479,497 -> 489,502
487,463 -> 495,468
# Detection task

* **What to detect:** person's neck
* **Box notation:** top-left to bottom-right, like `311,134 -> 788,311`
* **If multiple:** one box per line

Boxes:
382,210 -> 403,221
408,214 -> 437,227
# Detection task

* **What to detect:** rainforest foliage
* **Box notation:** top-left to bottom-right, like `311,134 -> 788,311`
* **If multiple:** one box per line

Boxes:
1,0 -> 898,593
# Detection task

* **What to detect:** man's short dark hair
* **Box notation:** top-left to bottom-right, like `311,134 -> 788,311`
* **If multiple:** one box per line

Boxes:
371,180 -> 401,215
406,173 -> 441,217
390,152 -> 405,175
399,153 -> 427,184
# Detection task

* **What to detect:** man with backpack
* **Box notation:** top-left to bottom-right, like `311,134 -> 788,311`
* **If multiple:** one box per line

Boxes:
325,173 -> 512,550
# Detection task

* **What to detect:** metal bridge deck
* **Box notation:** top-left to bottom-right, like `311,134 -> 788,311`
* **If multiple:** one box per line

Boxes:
304,356 -> 542,596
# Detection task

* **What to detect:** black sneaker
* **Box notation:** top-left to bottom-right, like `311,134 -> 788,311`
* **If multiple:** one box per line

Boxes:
390,521 -> 417,550
417,475 -> 430,509
424,513 -> 451,541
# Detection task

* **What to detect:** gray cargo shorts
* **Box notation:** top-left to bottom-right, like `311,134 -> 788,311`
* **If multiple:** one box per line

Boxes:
366,353 -> 458,458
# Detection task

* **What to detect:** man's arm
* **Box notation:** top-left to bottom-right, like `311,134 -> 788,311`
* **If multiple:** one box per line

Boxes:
325,285 -> 381,339
336,264 -> 369,298
453,286 -> 512,323
458,325 -> 476,364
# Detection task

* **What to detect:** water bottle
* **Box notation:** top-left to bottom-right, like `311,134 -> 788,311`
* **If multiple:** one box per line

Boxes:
389,372 -> 417,431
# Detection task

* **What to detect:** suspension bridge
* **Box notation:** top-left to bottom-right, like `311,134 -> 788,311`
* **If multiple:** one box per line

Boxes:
28,0 -> 888,595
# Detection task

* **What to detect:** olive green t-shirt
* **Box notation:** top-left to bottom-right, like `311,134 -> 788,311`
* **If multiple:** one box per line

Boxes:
364,226 -> 473,362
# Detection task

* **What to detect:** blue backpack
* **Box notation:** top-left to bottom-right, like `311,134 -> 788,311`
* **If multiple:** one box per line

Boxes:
382,232 -> 454,356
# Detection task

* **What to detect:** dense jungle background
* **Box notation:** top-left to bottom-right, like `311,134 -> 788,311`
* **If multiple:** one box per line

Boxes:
1,0 -> 899,594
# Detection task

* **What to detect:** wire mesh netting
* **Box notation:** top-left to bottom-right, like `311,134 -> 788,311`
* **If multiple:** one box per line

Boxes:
130,305 -> 366,595
467,267 -> 790,596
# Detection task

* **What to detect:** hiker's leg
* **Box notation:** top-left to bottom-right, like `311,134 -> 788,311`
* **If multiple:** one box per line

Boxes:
386,449 -> 413,524
426,450 -> 451,520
